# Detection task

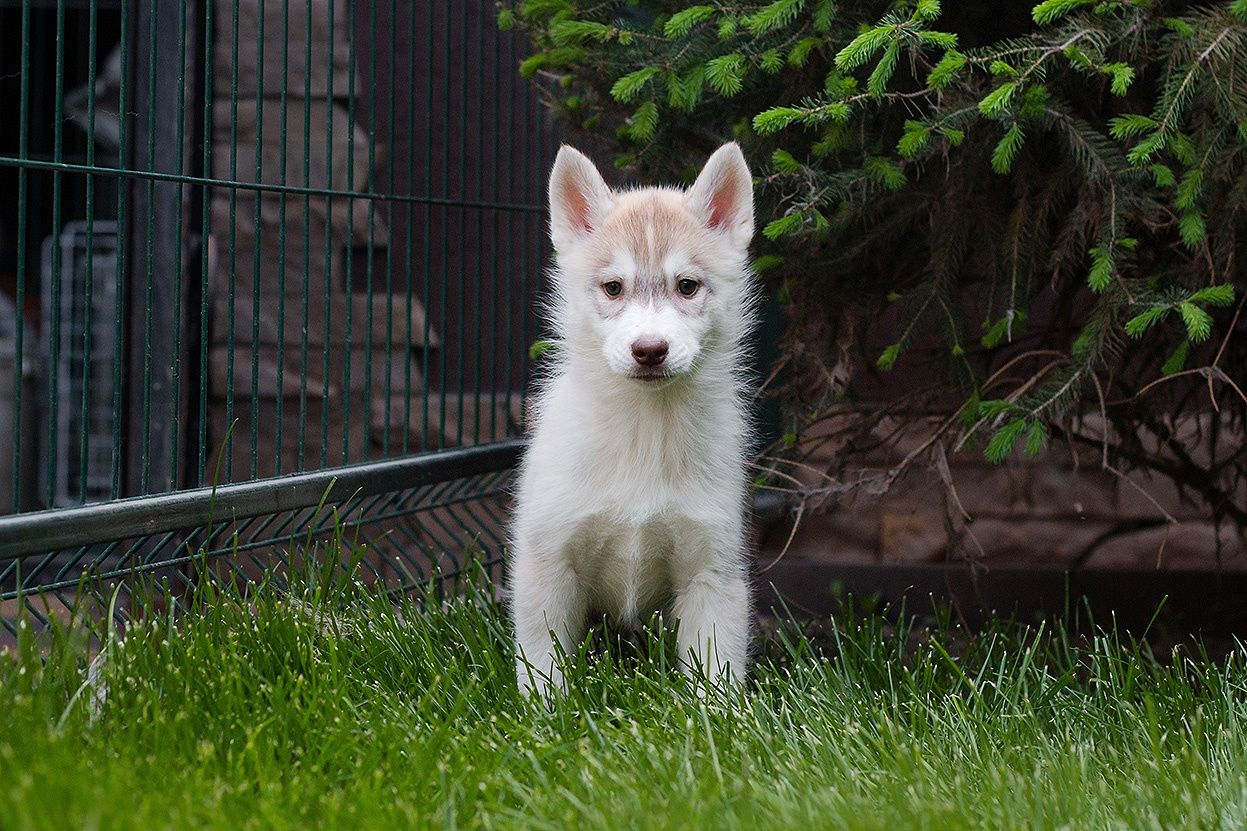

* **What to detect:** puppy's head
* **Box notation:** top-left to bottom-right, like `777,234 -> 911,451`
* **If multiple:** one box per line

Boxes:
547,143 -> 754,382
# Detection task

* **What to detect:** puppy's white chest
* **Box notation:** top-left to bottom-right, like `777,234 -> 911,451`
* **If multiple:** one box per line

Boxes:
568,514 -> 676,625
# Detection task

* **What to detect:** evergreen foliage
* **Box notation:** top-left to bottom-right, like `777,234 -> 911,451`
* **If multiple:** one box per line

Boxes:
508,1 -> 1247,528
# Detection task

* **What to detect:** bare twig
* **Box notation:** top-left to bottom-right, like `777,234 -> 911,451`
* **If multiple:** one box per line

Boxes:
1132,366 -> 1247,408
1089,372 -> 1179,525
758,500 -> 805,575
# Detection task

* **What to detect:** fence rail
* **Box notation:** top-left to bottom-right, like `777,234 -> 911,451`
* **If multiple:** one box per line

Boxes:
0,440 -> 523,561
0,0 -> 554,633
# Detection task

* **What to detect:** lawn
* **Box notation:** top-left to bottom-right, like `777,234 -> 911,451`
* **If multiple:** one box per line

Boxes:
2,569 -> 1246,830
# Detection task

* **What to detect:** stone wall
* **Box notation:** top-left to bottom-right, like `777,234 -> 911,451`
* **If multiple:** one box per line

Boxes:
758,413 -> 1247,573
207,1 -> 539,473
207,0 -> 455,479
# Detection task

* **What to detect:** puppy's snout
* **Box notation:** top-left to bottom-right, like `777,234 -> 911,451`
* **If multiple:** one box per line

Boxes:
630,338 -> 669,367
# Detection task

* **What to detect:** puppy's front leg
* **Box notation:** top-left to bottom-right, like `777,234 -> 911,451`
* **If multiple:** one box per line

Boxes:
511,544 -> 586,699
673,566 -> 750,688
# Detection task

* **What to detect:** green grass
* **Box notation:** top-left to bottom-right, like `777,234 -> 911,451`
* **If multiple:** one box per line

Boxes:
2,568 -> 1246,830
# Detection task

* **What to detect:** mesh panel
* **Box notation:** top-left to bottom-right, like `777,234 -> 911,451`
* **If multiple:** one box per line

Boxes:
0,1 -> 553,633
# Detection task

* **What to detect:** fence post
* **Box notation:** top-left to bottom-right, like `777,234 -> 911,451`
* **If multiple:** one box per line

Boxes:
125,0 -> 200,496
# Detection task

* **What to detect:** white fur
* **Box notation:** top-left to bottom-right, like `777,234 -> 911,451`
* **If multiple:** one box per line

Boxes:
510,143 -> 756,697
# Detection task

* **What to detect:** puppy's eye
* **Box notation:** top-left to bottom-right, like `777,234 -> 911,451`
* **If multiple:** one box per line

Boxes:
676,278 -> 700,297
602,280 -> 623,298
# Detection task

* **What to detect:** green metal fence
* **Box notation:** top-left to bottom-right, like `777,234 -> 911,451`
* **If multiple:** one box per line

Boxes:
0,0 -> 554,639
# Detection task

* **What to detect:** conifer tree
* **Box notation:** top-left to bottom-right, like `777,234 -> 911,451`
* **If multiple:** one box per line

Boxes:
506,0 -> 1247,529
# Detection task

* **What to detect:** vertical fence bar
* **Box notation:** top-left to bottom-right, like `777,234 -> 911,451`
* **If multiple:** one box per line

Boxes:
297,0 -> 313,471
489,2 -> 501,442
502,8 -> 515,430
170,0 -> 189,484
111,0 -> 131,499
456,6 -> 468,447
224,0 -> 240,483
472,0 -> 485,446
419,2 -> 434,452
398,2 -> 412,456
381,0 -> 398,460
402,0 -> 417,456
139,0 -> 158,492
438,4 -> 450,450
320,0 -> 336,469
11,0 -> 32,512
80,0 -> 100,505
519,20 -> 532,420
248,0 -> 266,480
46,0 -> 66,506
126,0 -> 196,497
336,0 -> 351,466
197,0 -> 215,486
532,37 -> 551,399
273,0 -> 291,478
360,0 -> 380,463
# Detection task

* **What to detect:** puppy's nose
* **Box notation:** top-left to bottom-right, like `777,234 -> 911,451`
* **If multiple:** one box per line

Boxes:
630,338 -> 669,367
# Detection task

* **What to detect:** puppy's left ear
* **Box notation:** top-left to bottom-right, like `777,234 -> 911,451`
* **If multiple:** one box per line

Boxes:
685,142 -> 754,252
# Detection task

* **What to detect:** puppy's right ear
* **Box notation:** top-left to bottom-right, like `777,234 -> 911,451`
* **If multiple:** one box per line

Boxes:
549,145 -> 612,252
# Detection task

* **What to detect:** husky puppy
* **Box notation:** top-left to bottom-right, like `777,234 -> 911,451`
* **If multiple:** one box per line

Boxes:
510,142 -> 756,697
